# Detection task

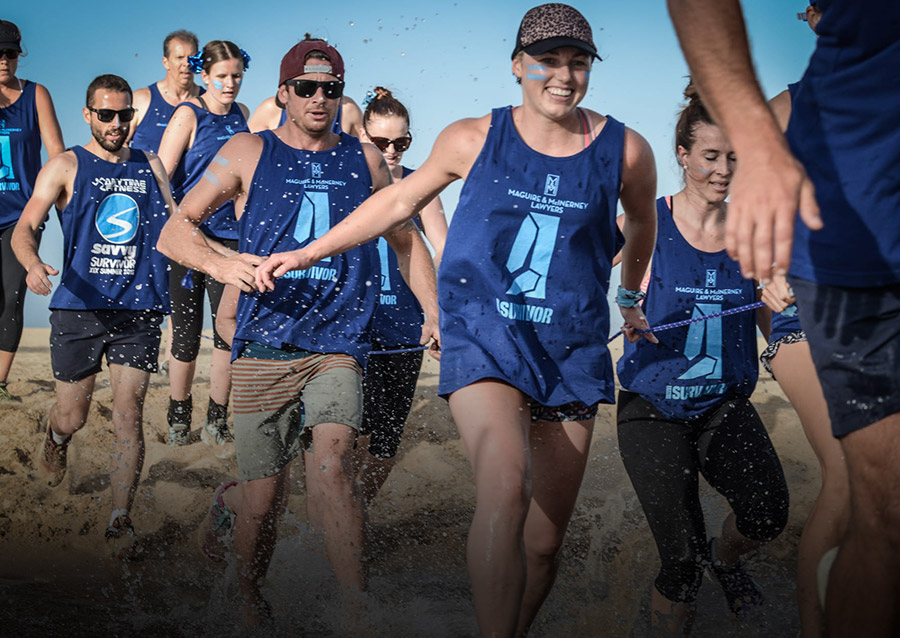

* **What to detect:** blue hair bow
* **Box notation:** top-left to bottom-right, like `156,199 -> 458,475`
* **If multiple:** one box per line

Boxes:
240,48 -> 251,70
187,52 -> 204,74
361,89 -> 376,108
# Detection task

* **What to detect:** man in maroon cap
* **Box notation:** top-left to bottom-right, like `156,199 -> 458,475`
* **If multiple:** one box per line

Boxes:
158,38 -> 439,625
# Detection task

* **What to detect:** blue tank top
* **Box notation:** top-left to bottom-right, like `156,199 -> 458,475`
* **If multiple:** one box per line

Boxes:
787,1 -> 900,286
370,166 -> 426,347
130,84 -> 173,153
50,146 -> 170,313
438,106 -> 623,406
170,101 -> 248,240
617,197 -> 759,420
0,81 -> 42,230
232,131 -> 378,364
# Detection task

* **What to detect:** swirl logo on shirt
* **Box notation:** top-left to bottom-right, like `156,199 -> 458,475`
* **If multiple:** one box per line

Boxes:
95,193 -> 140,244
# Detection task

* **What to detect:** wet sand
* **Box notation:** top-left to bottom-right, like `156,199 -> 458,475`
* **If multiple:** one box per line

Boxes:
0,328 -> 818,637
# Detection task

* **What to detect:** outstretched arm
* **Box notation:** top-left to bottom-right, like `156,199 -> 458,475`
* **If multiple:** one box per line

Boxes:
255,117 -> 482,291
667,0 -> 821,280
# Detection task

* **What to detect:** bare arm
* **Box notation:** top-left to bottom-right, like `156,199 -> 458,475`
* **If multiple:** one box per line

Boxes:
418,194 -> 448,268
11,153 -> 75,294
33,84 -> 64,158
247,97 -> 280,133
214,284 -> 240,348
769,89 -> 792,132
340,96 -> 364,138
126,86 -> 152,145
156,104 -> 196,178
618,127 -> 658,344
667,0 -> 820,281
157,133 -> 263,291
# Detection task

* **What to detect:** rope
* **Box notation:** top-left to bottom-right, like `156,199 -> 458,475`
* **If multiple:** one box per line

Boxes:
199,333 -> 430,356
608,301 -> 765,344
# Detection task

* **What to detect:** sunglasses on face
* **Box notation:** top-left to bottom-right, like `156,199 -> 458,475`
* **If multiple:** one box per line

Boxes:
367,133 -> 412,153
88,106 -> 136,123
284,79 -> 344,99
0,49 -> 20,60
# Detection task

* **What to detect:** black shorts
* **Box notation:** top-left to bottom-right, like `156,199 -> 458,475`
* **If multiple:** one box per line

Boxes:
49,309 -> 164,382
790,277 -> 900,437
360,346 -> 424,459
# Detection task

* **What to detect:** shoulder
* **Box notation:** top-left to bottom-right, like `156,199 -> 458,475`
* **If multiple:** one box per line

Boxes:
768,89 -> 792,131
437,114 -> 491,152
43,149 -> 78,178
623,126 -> 654,165
171,102 -> 199,121
133,85 -> 152,104
31,82 -> 53,101
222,131 -> 263,156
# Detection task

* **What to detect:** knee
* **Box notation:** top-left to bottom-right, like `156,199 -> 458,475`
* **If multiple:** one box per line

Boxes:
736,490 -> 790,543
475,463 -> 531,520
525,527 -> 566,564
50,402 -> 90,433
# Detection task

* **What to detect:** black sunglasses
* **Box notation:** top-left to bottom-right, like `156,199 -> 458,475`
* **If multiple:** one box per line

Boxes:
88,106 -> 136,123
0,49 -> 20,60
284,79 -> 344,99
367,133 -> 412,153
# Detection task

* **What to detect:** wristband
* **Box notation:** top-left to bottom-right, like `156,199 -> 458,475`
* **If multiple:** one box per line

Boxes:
616,285 -> 645,308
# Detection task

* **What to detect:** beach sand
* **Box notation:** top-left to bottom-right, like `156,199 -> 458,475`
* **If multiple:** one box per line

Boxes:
0,328 -> 819,637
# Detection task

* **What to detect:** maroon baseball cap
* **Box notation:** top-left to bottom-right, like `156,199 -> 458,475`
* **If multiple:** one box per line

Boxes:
278,39 -> 345,85
511,4 -> 599,60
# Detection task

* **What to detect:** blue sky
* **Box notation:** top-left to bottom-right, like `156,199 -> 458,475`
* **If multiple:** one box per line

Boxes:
7,1 -> 816,326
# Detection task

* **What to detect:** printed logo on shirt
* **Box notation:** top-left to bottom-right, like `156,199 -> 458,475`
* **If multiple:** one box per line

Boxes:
663,302 -> 728,401
705,269 -> 717,288
0,135 -> 16,184
544,174 -> 559,197
312,163 -> 323,179
505,212 -> 560,299
225,124 -> 235,135
292,190 -> 332,263
95,193 -> 140,244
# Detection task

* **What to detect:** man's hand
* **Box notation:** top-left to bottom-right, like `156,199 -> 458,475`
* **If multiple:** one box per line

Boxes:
420,315 -> 441,361
210,253 -> 265,292
619,305 -> 659,344
725,146 -> 821,282
254,249 -> 315,292
25,262 -> 59,296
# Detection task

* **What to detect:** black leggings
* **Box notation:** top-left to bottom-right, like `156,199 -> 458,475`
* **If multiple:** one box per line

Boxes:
168,241 -> 237,360
0,225 -> 31,353
617,390 -> 789,603
360,345 -> 424,459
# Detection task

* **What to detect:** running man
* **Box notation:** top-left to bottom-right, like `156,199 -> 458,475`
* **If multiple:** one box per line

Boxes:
668,1 -> 900,635
11,74 -> 173,557
157,39 -> 438,624
129,30 -> 203,153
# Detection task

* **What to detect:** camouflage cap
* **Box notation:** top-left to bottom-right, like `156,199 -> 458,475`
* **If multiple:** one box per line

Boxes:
512,4 -> 599,60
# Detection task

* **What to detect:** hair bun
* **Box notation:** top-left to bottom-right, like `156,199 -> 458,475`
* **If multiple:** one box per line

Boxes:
683,80 -> 701,104
373,86 -> 393,100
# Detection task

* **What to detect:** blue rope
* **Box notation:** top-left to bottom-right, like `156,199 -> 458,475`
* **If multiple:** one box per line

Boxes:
608,301 -> 765,344
371,345 -> 430,356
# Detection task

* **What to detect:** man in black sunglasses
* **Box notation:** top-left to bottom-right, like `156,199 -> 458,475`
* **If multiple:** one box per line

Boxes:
158,39 -> 438,626
11,74 -> 176,560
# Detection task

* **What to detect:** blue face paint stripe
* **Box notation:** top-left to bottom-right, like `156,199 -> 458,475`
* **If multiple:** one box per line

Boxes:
213,80 -> 224,90
526,74 -> 546,80
212,155 -> 229,167
202,168 -> 221,187
527,65 -> 547,72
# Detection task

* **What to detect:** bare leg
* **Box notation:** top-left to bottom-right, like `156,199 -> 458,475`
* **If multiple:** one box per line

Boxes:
0,349 -> 15,384
515,417 -> 593,636
715,512 -> 762,564
770,341 -> 848,637
208,346 -> 232,406
107,365 -> 150,513
826,412 -> 900,637
304,422 -> 367,590
450,380 -> 532,638
353,433 -> 397,505
229,469 -> 290,625
50,375 -> 96,436
168,356 -> 196,402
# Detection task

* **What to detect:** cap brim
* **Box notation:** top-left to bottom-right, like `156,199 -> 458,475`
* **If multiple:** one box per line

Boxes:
522,37 -> 599,60
0,42 -> 21,52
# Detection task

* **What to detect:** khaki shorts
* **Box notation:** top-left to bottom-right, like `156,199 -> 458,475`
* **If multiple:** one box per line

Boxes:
231,350 -> 363,481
